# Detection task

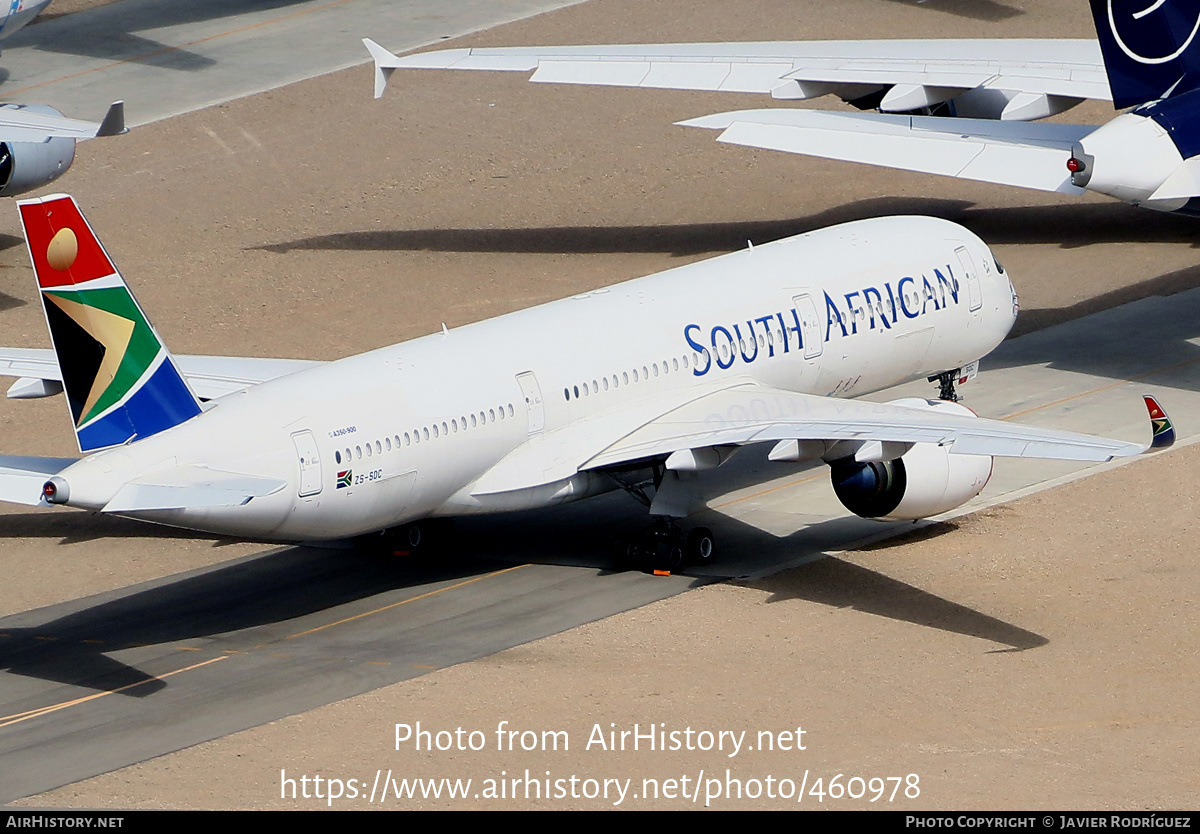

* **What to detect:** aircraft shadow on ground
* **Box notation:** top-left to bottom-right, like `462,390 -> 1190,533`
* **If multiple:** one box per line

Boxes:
253,199 -> 1200,259
0,469 -> 1046,697
3,0 -> 312,72
457,466 -> 1049,653
0,544 -> 507,695
884,0 -> 1023,21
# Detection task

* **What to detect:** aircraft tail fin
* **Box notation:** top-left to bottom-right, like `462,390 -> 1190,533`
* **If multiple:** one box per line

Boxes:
1089,0 -> 1200,108
18,194 -> 202,453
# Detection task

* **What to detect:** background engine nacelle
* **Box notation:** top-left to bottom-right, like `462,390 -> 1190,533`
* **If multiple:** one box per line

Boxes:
829,399 -> 993,521
0,106 -> 77,198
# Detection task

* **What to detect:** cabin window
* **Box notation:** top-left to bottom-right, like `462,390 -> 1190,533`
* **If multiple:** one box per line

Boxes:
355,445 -> 362,460
622,372 -> 629,385
335,450 -> 342,464
508,404 -> 514,417
602,377 -> 609,391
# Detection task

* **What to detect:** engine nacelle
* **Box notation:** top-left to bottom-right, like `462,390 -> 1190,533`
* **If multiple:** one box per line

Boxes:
0,106 -> 76,198
829,399 -> 993,521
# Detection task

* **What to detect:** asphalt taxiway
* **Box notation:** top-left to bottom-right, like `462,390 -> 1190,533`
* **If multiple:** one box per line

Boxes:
0,0 -> 1197,809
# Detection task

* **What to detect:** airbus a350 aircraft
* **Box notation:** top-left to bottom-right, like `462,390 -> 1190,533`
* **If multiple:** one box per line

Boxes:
0,196 -> 1173,563
365,0 -> 1200,214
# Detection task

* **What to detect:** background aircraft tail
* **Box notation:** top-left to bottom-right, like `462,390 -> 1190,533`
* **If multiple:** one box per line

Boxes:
18,194 -> 202,453
1090,0 -> 1200,108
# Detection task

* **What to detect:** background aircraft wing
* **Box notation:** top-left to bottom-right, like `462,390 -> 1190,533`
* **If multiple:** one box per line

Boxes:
0,101 -> 126,142
679,109 -> 1092,194
583,386 -> 1146,471
366,38 -> 1111,111
0,348 -> 322,401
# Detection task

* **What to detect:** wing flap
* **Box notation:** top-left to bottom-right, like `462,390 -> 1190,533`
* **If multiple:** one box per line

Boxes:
680,109 -> 1090,194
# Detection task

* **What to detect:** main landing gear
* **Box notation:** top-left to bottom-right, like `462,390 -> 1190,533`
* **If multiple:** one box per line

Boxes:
614,518 -> 715,573
354,519 -> 450,557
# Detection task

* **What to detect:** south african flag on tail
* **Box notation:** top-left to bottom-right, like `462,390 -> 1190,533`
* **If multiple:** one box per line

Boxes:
1144,395 -> 1175,450
18,195 -> 203,453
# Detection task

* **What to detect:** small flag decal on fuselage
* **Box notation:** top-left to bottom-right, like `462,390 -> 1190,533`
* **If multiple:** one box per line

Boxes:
337,470 -> 352,488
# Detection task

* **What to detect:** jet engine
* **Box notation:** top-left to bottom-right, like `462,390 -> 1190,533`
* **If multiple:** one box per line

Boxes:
0,106 -> 76,198
829,399 -> 993,521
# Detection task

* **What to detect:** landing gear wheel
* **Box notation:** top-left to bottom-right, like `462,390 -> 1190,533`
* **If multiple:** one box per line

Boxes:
685,527 -> 715,565
664,543 -> 685,571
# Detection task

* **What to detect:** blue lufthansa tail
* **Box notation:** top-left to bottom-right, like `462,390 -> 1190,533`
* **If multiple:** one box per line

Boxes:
1091,0 -> 1200,108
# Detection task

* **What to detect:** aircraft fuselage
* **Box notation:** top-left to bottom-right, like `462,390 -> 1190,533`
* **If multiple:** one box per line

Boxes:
53,216 -> 1016,541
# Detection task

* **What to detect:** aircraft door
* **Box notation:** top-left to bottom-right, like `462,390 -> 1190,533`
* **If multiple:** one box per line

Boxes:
516,371 -> 545,434
792,293 -> 824,359
955,246 -> 983,312
291,430 -> 323,497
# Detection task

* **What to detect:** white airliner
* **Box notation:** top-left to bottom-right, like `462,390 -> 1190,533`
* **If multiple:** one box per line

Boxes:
0,196 -> 1173,564
364,0 -> 1200,216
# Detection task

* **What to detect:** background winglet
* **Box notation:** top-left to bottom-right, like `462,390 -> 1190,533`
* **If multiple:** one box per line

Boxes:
95,101 -> 125,137
363,38 -> 400,99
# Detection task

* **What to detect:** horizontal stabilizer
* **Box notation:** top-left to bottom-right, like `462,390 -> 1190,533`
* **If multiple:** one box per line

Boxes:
0,455 -> 77,506
103,466 -> 287,513
679,109 -> 1092,194
1150,158 -> 1200,201
0,348 -> 322,401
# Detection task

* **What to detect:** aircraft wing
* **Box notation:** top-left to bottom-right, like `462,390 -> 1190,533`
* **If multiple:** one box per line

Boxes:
470,383 -> 1153,497
365,38 -> 1110,109
0,348 -> 322,401
583,386 -> 1147,470
679,109 -> 1092,194
0,101 -> 126,142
